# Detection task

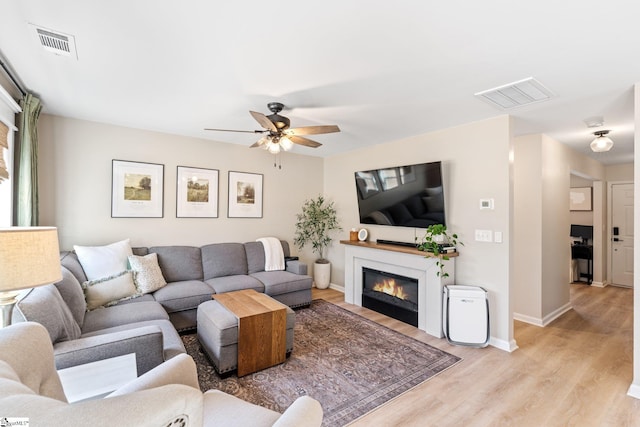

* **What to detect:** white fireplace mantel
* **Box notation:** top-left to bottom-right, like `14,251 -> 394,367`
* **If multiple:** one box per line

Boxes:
341,241 -> 456,338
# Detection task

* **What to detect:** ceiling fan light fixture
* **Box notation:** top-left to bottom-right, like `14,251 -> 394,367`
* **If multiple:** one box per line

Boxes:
279,136 -> 293,151
590,130 -> 613,152
266,139 -> 281,154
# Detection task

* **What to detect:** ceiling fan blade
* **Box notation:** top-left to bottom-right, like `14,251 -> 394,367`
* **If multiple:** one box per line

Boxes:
288,135 -> 322,148
249,111 -> 277,132
250,137 -> 268,148
204,128 -> 266,134
284,125 -> 340,136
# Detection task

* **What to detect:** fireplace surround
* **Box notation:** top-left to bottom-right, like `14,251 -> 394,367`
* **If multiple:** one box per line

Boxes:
341,240 -> 456,338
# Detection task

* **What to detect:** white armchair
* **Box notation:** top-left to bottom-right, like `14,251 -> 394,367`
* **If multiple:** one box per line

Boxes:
0,322 -> 323,427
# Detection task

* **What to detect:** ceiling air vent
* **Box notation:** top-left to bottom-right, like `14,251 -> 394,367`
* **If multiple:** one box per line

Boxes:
475,77 -> 553,110
30,24 -> 78,59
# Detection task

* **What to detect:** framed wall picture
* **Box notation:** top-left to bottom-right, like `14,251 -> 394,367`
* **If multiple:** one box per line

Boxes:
570,187 -> 592,211
228,171 -> 263,218
176,166 -> 219,218
112,160 -> 164,218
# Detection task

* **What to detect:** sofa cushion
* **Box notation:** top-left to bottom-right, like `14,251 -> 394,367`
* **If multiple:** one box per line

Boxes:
73,239 -> 133,281
14,285 -> 81,343
201,243 -> 247,279
132,247 -> 149,256
152,280 -> 214,313
53,266 -> 87,327
149,246 -> 203,282
81,301 -> 170,333
60,251 -> 88,283
250,271 -> 312,296
245,240 -> 293,274
244,241 -> 266,274
79,319 -> 186,361
205,275 -> 264,294
129,253 -> 167,294
82,270 -> 140,311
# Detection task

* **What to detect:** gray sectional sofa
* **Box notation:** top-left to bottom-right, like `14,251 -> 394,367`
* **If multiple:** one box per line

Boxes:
12,240 -> 312,375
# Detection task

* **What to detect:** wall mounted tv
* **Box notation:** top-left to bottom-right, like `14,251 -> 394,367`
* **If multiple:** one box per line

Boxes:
355,161 -> 445,228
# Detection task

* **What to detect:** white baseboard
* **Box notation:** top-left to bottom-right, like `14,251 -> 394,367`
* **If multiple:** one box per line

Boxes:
513,303 -> 572,328
542,303 -> 572,325
628,383 -> 640,399
328,283 -> 344,293
513,313 -> 544,327
489,337 -> 519,352
591,281 -> 606,288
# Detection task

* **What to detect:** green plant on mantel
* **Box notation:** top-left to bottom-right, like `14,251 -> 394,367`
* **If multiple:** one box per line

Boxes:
294,195 -> 342,263
415,224 -> 463,278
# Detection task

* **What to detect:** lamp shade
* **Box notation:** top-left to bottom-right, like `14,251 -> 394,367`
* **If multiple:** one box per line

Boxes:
0,227 -> 62,292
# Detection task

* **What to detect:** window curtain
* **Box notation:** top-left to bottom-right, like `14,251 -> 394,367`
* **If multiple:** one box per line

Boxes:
0,121 -> 8,182
13,93 -> 42,226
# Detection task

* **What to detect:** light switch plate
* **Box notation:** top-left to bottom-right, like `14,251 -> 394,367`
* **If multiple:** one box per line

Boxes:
475,229 -> 493,242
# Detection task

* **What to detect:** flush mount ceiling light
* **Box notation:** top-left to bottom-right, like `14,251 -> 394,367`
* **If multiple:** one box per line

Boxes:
590,130 -> 614,152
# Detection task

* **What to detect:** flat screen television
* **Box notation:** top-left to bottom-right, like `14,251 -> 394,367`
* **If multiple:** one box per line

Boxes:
355,161 -> 445,228
570,224 -> 593,245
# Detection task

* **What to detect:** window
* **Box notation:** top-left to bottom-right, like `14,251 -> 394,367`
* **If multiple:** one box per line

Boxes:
0,84 -> 21,227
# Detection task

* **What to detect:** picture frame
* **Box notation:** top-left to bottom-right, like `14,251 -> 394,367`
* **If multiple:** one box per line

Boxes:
570,187 -> 592,211
228,171 -> 263,218
112,160 -> 164,218
176,166 -> 219,218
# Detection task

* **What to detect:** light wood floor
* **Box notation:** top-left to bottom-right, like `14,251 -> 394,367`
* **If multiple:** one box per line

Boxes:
312,284 -> 640,426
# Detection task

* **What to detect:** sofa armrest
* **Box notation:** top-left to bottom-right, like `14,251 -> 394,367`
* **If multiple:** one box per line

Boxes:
285,260 -> 308,275
53,325 -> 165,375
17,384 -> 204,427
273,396 -> 323,427
107,353 -> 199,396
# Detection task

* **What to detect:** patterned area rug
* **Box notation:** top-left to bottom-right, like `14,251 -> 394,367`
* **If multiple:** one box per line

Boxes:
182,299 -> 461,427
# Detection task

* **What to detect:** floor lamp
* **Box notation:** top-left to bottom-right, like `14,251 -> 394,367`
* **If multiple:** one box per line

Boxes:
0,227 -> 62,328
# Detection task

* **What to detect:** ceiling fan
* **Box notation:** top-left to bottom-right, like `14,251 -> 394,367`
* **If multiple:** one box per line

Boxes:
205,102 -> 340,154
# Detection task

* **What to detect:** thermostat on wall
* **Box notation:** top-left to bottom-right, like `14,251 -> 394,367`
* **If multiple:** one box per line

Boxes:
479,199 -> 494,210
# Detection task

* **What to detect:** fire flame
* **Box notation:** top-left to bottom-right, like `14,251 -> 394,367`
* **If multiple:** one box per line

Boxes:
372,279 -> 408,300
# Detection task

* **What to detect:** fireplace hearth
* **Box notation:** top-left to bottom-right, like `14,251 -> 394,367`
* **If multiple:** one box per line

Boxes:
362,267 -> 418,327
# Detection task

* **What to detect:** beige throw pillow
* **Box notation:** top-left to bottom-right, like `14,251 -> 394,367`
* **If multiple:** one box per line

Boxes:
128,253 -> 167,294
82,270 -> 140,310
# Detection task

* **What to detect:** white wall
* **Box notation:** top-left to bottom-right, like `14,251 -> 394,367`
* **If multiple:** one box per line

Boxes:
513,133 -> 605,324
540,135 -> 571,318
630,83 -> 640,398
37,115 -> 324,267
324,115 -> 514,350
513,134 -> 543,320
606,163 -> 633,182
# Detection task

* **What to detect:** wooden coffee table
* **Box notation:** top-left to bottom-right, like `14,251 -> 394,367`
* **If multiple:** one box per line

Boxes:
213,289 -> 287,376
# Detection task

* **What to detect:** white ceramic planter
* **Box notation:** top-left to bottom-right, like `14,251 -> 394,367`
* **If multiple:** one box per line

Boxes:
314,261 -> 331,289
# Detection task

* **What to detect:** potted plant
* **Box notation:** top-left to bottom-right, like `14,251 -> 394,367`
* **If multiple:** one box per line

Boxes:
294,195 -> 342,289
416,224 -> 462,278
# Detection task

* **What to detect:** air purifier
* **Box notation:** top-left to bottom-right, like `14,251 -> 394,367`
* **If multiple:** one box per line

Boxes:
443,285 -> 489,347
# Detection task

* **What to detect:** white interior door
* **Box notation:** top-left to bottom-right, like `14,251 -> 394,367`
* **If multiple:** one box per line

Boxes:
611,183 -> 634,287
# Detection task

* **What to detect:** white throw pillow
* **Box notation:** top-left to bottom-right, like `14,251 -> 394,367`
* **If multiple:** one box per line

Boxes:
128,253 -> 167,294
74,239 -> 133,281
82,270 -> 140,311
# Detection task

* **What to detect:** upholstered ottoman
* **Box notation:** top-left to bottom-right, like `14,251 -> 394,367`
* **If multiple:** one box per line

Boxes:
197,298 -> 295,375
